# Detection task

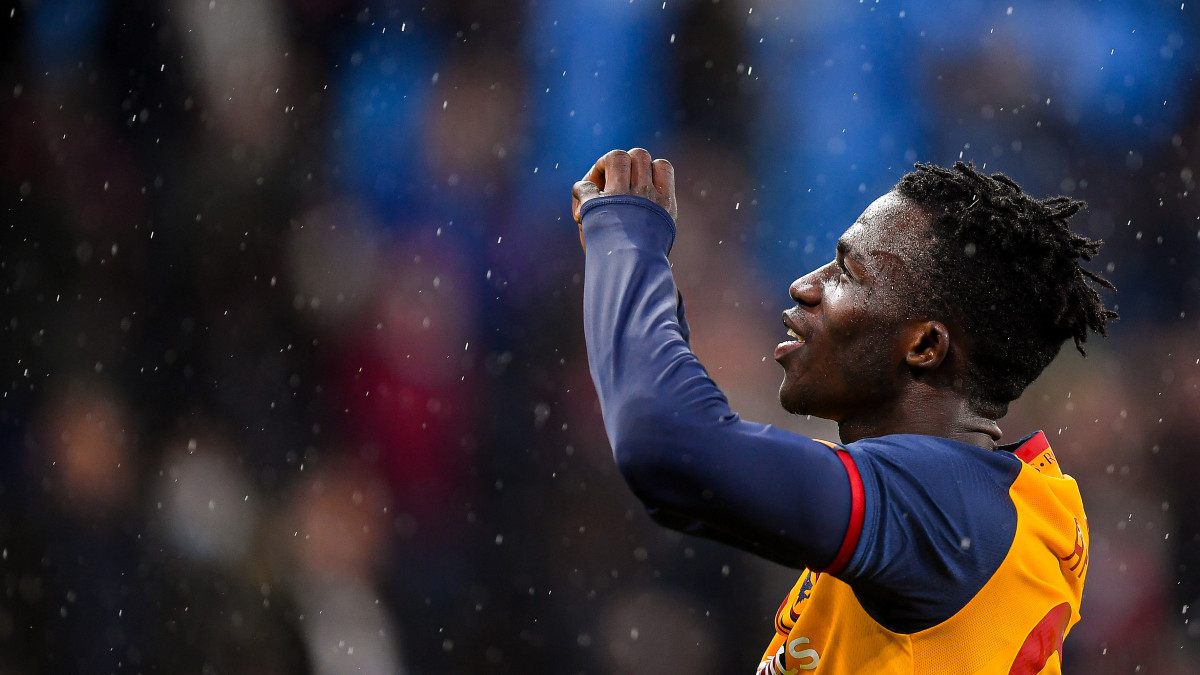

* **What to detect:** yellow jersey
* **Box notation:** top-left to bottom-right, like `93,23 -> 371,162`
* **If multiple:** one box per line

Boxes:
758,431 -> 1087,674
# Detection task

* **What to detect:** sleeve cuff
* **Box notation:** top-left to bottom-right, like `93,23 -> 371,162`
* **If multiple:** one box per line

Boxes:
579,195 -> 677,255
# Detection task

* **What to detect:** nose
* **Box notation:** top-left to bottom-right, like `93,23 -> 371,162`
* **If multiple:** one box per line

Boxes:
789,265 -> 827,307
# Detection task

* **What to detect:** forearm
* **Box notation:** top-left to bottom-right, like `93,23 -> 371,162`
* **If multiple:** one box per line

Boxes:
581,197 -> 722,454
580,196 -> 852,569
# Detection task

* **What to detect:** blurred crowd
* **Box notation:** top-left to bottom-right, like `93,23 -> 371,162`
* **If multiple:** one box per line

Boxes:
1,0 -> 1198,673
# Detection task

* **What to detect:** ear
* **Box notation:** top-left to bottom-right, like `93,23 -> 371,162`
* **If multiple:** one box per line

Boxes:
904,320 -> 950,372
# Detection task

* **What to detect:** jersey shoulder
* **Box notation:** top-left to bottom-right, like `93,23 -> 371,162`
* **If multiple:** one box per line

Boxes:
836,433 -> 1030,633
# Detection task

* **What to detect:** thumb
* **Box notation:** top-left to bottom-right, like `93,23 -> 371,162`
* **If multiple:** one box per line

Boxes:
572,180 -> 601,225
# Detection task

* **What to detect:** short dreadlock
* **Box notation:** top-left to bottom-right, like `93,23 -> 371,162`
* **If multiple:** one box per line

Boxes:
894,161 -> 1118,418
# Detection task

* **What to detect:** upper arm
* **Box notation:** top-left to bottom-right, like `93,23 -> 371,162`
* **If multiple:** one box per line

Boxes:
613,406 -> 859,571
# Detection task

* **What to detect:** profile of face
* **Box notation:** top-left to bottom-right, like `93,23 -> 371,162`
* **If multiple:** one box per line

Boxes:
775,191 -> 934,421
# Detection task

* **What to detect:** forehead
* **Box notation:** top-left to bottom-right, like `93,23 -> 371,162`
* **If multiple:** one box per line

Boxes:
838,192 -> 930,268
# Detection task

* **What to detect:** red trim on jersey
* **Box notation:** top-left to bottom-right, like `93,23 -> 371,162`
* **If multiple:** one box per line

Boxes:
1014,431 -> 1051,464
822,449 -> 865,575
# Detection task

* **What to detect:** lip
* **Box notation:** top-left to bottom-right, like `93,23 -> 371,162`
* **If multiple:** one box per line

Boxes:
774,310 -> 807,361
774,339 -> 804,361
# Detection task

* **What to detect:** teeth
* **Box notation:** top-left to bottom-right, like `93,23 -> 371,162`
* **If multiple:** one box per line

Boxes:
787,328 -> 804,342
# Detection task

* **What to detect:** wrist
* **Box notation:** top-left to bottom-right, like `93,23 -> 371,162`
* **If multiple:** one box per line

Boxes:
580,195 -> 677,256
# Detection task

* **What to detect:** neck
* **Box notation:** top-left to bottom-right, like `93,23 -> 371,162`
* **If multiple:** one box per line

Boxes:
836,388 -> 1001,449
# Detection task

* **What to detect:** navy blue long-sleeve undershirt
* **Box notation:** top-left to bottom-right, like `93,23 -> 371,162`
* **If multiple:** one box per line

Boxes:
581,194 -> 1051,634
580,195 -> 854,570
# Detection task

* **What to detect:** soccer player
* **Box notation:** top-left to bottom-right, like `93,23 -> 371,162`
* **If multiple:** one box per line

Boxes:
571,148 -> 1117,674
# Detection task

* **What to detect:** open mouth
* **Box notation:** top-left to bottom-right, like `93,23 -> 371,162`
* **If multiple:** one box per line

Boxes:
775,317 -> 806,361
781,311 -> 806,343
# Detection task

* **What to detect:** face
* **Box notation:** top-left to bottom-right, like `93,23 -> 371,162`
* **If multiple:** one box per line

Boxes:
775,191 -> 931,420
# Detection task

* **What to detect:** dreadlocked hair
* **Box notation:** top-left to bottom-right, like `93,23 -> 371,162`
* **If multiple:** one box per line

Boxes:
894,161 -> 1118,417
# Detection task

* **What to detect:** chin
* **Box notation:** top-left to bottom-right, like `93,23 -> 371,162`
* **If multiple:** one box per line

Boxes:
779,380 -> 836,420
778,383 -> 806,416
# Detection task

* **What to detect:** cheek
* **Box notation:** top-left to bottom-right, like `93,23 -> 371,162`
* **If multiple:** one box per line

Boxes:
825,302 -> 900,372
830,282 -> 901,334
823,292 -> 870,339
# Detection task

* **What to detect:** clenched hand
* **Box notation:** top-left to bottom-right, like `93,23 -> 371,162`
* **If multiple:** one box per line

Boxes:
572,148 -> 677,250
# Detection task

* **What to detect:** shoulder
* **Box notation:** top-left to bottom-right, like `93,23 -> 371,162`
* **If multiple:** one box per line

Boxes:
846,434 -> 1024,490
835,434 -> 1027,633
843,434 -> 1026,550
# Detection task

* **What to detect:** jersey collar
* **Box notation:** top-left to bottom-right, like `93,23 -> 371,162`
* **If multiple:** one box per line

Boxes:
1003,431 -> 1064,477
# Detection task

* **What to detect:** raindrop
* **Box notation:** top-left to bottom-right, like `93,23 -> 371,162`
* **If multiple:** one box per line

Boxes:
533,402 -> 551,428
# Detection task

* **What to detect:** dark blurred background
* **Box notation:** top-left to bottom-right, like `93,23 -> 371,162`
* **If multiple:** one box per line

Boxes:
1,0 -> 1198,672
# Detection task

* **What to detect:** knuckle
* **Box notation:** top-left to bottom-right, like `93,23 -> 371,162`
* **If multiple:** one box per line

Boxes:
628,147 -> 651,161
607,149 -> 631,162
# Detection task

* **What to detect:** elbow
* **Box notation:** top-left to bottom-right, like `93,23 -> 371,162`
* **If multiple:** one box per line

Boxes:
609,399 -> 692,505
610,397 -> 671,472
